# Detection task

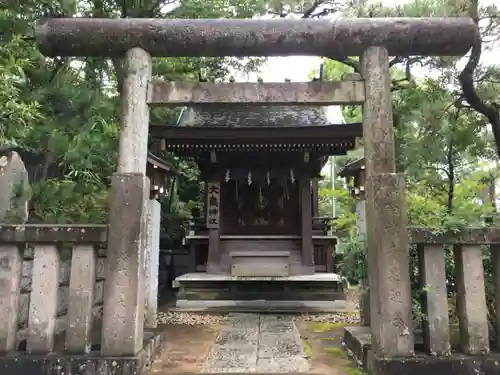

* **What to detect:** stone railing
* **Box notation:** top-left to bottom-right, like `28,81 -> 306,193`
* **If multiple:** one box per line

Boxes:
0,224 -> 107,354
409,227 -> 500,356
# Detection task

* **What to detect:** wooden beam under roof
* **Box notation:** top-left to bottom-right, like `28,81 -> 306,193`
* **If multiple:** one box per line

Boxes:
147,81 -> 365,106
149,123 -> 362,140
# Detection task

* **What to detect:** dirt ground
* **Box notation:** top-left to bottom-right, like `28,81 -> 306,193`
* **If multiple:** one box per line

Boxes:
147,323 -> 222,375
146,287 -> 364,375
296,319 -> 366,375
146,318 -> 365,375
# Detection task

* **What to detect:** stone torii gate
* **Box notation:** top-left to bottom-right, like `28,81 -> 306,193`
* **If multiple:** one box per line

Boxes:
35,16 -> 477,369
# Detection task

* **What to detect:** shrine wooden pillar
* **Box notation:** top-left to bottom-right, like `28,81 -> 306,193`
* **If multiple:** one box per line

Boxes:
299,177 -> 314,274
311,178 -> 319,217
206,180 -> 221,274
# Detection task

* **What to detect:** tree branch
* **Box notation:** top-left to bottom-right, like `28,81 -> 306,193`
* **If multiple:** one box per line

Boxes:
302,0 -> 326,18
458,0 -> 500,158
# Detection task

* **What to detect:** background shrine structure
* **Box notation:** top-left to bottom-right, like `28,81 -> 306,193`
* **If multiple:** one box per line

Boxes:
151,99 -> 362,302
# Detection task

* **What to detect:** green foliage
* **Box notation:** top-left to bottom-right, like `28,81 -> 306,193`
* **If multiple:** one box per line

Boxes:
313,0 -> 500,326
0,0 -> 269,225
30,179 -> 109,223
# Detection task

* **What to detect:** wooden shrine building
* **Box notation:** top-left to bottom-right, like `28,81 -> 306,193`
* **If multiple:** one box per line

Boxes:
150,89 -> 362,302
338,157 -> 366,199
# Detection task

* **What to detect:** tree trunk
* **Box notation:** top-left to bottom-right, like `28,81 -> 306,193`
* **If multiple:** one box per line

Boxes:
458,0 -> 500,158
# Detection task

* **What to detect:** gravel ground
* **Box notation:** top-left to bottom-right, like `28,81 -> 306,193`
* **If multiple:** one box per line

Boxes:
157,311 -> 228,325
157,288 -> 362,326
298,312 -> 360,324
157,311 -> 360,326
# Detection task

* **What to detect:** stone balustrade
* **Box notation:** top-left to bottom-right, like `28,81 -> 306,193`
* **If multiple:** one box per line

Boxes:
0,212 -> 161,359
349,226 -> 500,374
0,225 -> 107,354
410,227 -> 499,356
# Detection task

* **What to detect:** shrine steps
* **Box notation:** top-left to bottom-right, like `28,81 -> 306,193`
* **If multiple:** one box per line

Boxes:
172,273 -> 348,312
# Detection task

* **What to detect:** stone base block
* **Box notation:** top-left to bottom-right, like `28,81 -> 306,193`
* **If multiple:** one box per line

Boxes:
343,326 -> 372,368
343,326 -> 500,375
0,329 -> 165,375
371,354 -> 500,375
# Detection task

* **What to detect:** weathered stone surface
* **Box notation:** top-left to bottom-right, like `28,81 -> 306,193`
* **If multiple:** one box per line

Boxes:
215,328 -> 258,347
149,81 -> 365,105
257,357 -> 309,373
361,45 -> 413,357
418,245 -> 450,355
202,314 -> 309,373
359,281 -> 370,327
355,200 -> 366,236
102,46 -> 151,356
361,46 -> 396,175
21,259 -> 33,292
0,245 -> 23,353
66,245 -> 96,353
409,227 -> 500,244
59,261 -> 71,285
18,293 -> 29,328
365,173 -> 414,357
0,330 -> 165,375
454,245 -> 489,355
101,173 -> 149,356
144,199 -> 161,329
36,18 -> 477,57
26,245 -> 60,354
117,47 -> 151,175
0,151 -> 30,224
343,326 -> 500,375
93,279 -> 104,305
491,245 -> 500,350
0,224 -> 108,244
96,257 -> 106,280
56,285 -> 69,316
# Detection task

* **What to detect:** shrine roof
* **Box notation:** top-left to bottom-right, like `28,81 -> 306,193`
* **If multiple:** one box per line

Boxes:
177,104 -> 340,127
338,157 -> 365,177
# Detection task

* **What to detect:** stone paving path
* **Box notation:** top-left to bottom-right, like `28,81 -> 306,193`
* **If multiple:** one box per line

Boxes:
202,313 -> 309,373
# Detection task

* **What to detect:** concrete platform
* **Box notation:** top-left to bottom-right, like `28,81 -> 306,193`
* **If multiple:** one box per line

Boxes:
173,299 -> 356,313
173,273 -> 347,304
173,272 -> 344,285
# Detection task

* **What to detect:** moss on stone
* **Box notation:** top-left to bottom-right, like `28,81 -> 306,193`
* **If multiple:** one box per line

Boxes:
302,338 -> 313,358
343,365 -> 366,375
324,346 -> 345,358
312,322 -> 349,333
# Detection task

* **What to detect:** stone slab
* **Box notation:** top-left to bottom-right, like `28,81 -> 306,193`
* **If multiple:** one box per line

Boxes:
174,272 -> 342,283
202,314 -> 309,373
257,357 -> 310,373
216,329 -> 259,346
